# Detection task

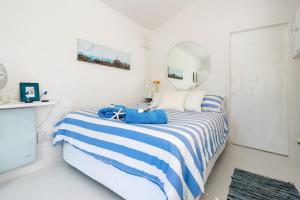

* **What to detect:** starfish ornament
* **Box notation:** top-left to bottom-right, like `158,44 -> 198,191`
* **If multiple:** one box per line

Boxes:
111,107 -> 126,120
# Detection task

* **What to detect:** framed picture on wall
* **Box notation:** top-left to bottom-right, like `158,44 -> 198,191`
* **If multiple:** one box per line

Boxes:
77,39 -> 131,70
19,82 -> 40,102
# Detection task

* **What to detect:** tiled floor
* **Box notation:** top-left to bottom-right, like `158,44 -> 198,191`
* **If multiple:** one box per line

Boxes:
1,144 -> 300,200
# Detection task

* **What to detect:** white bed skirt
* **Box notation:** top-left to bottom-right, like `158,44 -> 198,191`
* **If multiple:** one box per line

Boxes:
63,141 -> 227,200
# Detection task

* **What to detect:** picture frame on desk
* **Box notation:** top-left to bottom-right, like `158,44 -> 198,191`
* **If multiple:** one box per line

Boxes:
19,82 -> 40,103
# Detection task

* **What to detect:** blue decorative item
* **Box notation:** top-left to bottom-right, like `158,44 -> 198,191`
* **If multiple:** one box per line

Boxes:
98,105 -> 126,119
124,108 -> 168,124
98,105 -> 168,124
20,83 -> 40,103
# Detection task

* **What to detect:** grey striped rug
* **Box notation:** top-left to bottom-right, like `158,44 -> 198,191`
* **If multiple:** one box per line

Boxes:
227,168 -> 300,200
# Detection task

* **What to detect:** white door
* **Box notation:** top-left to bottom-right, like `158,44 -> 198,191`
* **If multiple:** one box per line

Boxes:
230,24 -> 288,155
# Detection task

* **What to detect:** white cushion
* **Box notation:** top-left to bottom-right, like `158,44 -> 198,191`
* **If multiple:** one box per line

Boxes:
157,91 -> 188,112
184,91 -> 207,112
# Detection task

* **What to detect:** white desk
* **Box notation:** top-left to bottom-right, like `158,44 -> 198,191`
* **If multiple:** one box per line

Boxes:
0,101 -> 55,110
0,101 -> 55,173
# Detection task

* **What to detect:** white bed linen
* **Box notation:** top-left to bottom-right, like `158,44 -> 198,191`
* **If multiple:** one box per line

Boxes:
53,104 -> 229,200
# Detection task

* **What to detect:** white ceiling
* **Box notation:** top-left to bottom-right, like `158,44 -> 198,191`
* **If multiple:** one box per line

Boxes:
98,0 -> 196,30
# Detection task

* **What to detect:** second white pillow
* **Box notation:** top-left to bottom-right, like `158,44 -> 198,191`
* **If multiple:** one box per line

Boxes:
184,91 -> 207,112
157,91 -> 188,112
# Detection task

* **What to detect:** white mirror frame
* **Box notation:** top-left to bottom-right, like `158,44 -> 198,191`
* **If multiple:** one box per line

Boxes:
0,63 -> 8,89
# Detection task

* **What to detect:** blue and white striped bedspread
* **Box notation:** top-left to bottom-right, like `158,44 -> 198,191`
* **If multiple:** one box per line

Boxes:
53,105 -> 229,200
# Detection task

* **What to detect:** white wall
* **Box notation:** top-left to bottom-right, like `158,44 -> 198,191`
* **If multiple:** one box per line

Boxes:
0,0 -> 150,182
149,0 -> 300,161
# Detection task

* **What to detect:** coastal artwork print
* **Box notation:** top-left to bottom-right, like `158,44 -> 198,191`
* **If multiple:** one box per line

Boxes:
77,39 -> 131,70
167,66 -> 183,80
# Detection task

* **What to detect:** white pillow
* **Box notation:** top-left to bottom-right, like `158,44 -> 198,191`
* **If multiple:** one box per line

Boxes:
184,91 -> 207,112
150,92 -> 161,108
157,91 -> 188,112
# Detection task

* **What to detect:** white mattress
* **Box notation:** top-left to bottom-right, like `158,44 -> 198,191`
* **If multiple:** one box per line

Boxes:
63,141 -> 227,200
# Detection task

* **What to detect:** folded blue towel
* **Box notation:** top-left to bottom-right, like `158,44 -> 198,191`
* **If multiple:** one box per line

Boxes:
98,105 -> 125,118
124,108 -> 168,124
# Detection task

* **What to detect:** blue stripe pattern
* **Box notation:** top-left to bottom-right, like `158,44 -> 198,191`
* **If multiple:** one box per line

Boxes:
53,104 -> 228,200
201,95 -> 225,112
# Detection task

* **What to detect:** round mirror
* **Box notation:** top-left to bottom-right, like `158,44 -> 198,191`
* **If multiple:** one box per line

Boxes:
0,63 -> 8,89
164,41 -> 211,90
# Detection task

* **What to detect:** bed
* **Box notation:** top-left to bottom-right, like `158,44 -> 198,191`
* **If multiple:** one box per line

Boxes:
53,104 -> 229,200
